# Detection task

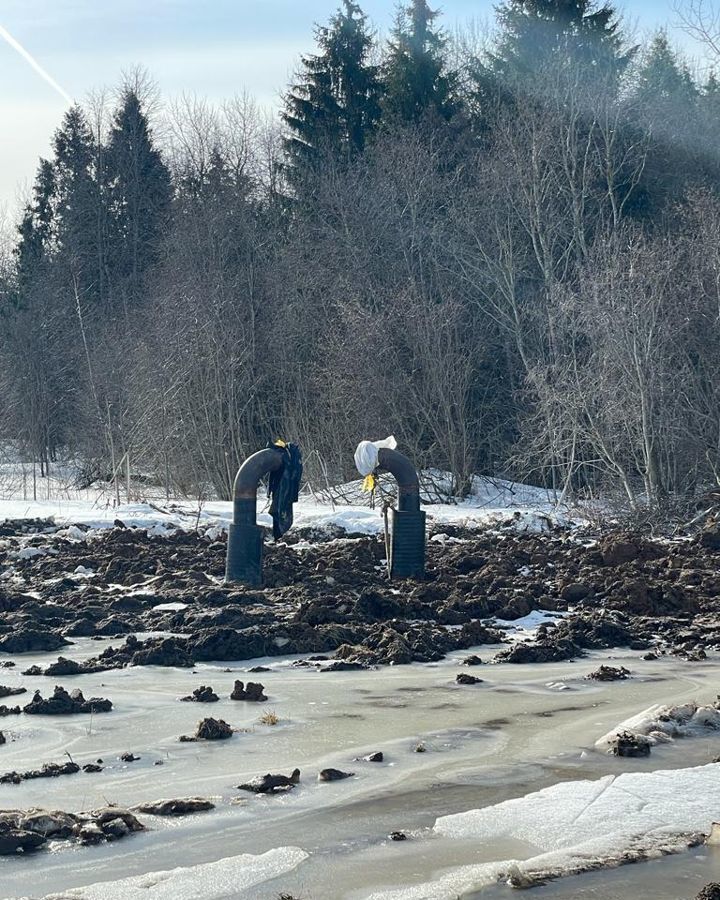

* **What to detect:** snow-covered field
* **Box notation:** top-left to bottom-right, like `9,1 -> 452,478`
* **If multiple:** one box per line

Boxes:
0,465 -> 566,537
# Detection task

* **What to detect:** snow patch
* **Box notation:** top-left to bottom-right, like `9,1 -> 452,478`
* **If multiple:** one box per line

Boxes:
491,609 -> 567,640
15,546 -> 46,560
596,701 -> 720,749
366,764 -> 720,899
36,847 -> 308,899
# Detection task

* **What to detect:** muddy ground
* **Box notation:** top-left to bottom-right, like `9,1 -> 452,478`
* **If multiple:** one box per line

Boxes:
0,515 -> 719,674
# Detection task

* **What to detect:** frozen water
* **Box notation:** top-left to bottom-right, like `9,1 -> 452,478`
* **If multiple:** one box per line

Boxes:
29,847 -> 308,900
365,764 -> 720,899
1,645 -> 720,899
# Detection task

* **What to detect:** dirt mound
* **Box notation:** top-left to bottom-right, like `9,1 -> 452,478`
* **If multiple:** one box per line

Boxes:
24,686 -> 112,715
1,521 -> 719,670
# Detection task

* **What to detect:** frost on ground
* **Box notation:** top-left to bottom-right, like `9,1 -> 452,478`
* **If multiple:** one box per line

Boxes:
595,701 -> 720,750
26,847 -> 308,900
367,764 -> 720,899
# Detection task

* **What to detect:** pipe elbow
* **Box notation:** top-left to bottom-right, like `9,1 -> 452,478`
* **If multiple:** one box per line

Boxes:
232,448 -> 285,502
377,448 -> 421,512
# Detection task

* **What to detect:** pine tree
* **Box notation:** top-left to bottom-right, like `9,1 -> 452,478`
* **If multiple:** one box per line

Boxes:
629,33 -> 703,218
52,105 -> 104,301
9,158 -> 76,464
382,0 -> 458,124
473,0 -> 631,118
633,31 -> 697,109
15,159 -> 56,294
106,88 -> 172,304
282,1 -> 381,179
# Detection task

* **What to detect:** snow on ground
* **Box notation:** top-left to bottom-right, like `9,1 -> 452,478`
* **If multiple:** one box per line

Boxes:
595,701 -> 720,750
0,479 -> 568,537
492,609 -> 569,640
0,441 -> 571,533
366,764 -> 720,899
25,848 -> 308,900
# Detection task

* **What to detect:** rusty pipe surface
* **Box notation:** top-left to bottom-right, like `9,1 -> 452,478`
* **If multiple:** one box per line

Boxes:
377,447 -> 421,512
232,448 -> 285,524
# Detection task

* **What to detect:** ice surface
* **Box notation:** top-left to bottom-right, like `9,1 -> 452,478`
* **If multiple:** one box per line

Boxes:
1,646 -> 719,900
28,847 -> 308,899
365,764 -> 720,899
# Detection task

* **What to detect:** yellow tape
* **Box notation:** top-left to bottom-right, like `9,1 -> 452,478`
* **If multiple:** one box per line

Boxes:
273,439 -> 287,448
362,474 -> 376,493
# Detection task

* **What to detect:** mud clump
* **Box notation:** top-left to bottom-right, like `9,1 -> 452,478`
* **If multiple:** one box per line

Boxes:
356,751 -> 383,762
0,760 -> 81,785
0,822 -> 46,854
43,657 -> 90,676
700,525 -> 720,551
587,665 -> 631,681
696,884 -> 720,900
180,717 -> 233,742
0,686 -> 26,698
180,685 -> 219,703
0,630 -> 70,654
134,797 -> 215,816
0,806 -> 145,856
23,686 -> 112,715
321,660 -> 368,672
2,520 -> 720,673
610,731 -> 651,757
318,768 -> 354,782
456,672 -> 483,685
237,768 -> 300,794
494,640 -> 580,664
230,680 -> 267,701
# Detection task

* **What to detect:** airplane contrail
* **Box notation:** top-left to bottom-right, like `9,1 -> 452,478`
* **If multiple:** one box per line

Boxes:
0,22 -> 72,105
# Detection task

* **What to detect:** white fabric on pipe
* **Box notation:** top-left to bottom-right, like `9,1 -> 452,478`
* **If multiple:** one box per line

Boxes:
354,436 -> 397,476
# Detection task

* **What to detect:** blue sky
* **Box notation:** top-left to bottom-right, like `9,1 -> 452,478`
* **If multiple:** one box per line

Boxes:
0,0 -> 705,213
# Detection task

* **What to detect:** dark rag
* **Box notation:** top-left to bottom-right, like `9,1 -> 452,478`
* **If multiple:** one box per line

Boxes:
267,442 -> 303,539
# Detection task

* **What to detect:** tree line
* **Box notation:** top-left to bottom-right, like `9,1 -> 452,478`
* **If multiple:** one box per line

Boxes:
1,0 -> 720,509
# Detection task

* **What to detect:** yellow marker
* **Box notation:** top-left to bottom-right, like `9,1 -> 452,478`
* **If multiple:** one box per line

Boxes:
362,474 -> 376,493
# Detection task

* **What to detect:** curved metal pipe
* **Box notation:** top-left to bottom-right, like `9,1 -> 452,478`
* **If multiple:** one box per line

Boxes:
377,448 -> 421,512
226,447 -> 285,585
232,447 -> 285,525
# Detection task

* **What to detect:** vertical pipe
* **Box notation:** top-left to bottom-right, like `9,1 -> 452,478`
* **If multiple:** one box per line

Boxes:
225,448 -> 285,586
376,448 -> 425,579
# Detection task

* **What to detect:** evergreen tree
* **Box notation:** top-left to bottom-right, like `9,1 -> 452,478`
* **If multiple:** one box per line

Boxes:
106,88 -> 172,304
9,157 -> 77,463
629,33 -> 704,218
382,0 -> 458,124
633,31 -> 697,110
14,159 -> 56,294
472,0 -> 631,123
51,105 -> 105,301
282,1 -> 381,179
